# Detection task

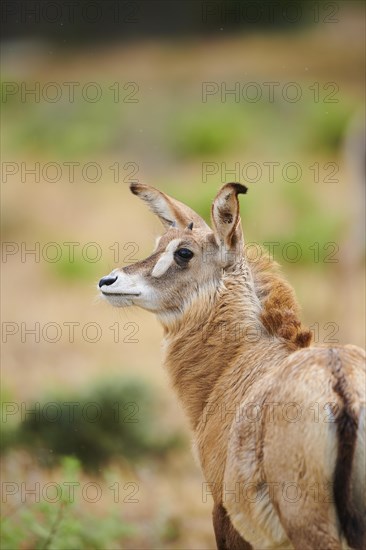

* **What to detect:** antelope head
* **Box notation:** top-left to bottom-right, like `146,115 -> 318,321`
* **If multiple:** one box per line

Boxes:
98,182 -> 247,323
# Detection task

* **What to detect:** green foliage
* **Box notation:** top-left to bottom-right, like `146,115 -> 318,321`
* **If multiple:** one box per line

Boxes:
168,87 -> 356,161
2,82 -> 123,158
49,254 -> 97,282
0,457 -> 135,550
4,379 -> 183,471
170,105 -> 247,157
3,75 -> 357,162
272,183 -> 344,265
0,388 -> 19,454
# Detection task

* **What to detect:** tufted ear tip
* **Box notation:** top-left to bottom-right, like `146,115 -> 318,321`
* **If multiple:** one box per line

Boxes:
130,182 -> 144,195
211,182 -> 247,259
224,182 -> 248,196
234,182 -> 248,195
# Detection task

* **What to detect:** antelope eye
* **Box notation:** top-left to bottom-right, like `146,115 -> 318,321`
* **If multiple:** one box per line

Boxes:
175,248 -> 194,261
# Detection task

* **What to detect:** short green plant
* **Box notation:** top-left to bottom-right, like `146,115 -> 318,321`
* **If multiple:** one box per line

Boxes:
0,457 -> 135,550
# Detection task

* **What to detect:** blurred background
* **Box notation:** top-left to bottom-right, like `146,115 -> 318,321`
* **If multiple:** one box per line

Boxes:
1,1 -> 365,548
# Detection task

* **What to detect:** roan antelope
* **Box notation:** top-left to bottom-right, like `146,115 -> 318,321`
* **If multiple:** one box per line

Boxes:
99,182 -> 365,550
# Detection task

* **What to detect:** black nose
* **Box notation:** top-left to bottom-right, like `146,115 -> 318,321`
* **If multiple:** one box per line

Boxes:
99,275 -> 118,288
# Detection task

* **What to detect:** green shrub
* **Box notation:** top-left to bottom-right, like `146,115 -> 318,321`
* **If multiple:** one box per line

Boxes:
4,379 -> 184,471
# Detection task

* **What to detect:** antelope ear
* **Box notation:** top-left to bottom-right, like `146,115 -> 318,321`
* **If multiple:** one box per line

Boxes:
130,183 -> 210,231
211,183 -> 247,260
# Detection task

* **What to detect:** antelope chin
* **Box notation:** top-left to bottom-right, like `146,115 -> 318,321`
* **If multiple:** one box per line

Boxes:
101,292 -> 137,307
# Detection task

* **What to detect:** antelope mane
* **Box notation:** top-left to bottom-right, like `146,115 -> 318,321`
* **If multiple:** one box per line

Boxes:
245,246 -> 312,349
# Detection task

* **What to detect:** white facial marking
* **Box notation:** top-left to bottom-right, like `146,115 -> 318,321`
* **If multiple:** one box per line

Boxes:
151,239 -> 181,278
153,236 -> 162,251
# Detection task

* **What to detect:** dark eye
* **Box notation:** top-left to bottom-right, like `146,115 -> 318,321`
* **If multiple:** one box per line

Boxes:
175,248 -> 194,261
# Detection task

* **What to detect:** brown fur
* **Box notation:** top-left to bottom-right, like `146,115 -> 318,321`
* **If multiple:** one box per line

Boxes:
213,503 -> 252,550
247,249 -> 312,350
330,349 -> 365,550
161,256 -> 364,549
100,183 -> 366,549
